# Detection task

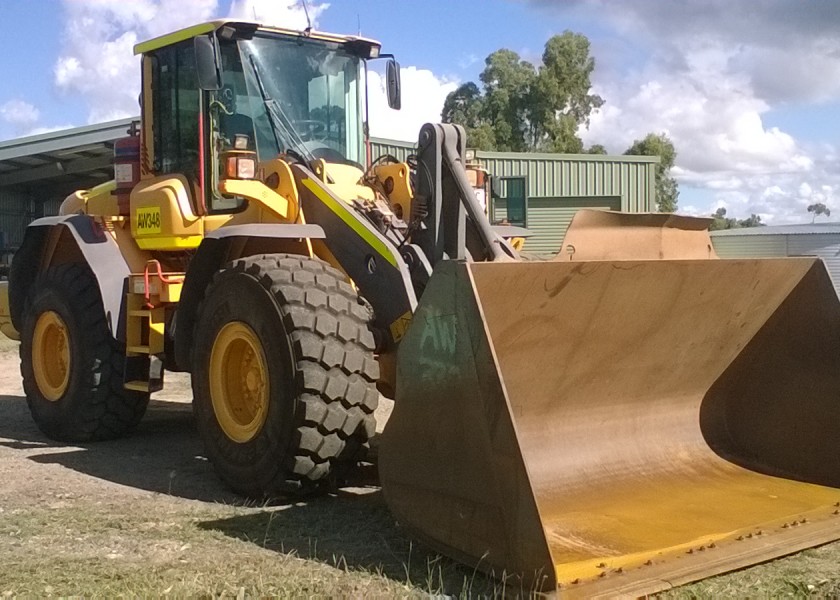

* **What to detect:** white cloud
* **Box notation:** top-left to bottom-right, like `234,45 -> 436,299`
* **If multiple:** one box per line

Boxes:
367,67 -> 458,142
228,0 -> 328,29
547,6 -> 840,224
0,99 -> 40,127
54,0 -> 219,124
52,0 -> 332,125
50,0 -> 451,153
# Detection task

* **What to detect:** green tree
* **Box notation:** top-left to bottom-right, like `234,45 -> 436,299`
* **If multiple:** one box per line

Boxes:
709,208 -> 764,230
529,32 -> 604,152
710,207 -> 738,231
807,202 -> 831,222
441,82 -> 484,129
440,31 -> 603,153
479,49 -> 536,151
585,144 -> 607,155
624,133 -> 679,213
738,213 -> 764,228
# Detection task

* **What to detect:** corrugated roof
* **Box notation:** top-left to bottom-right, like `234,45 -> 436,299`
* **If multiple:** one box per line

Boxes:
0,118 -> 135,189
476,150 -> 659,164
711,223 -> 840,236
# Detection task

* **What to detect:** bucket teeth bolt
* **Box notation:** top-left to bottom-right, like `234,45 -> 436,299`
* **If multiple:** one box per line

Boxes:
709,543 -> 716,548
571,579 -> 580,585
644,560 -> 653,566
833,510 -> 839,516
614,567 -> 623,574
800,518 -> 807,524
596,562 -> 606,569
736,535 -> 744,541
598,571 -> 607,578
783,523 -> 790,528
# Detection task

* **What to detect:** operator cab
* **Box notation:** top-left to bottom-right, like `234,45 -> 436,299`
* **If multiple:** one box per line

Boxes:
135,20 -> 398,217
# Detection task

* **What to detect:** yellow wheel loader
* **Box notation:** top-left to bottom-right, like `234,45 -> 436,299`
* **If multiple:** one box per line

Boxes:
1,20 -> 839,596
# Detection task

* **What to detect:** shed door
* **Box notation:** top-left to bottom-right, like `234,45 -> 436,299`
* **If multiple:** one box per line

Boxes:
492,176 -> 528,227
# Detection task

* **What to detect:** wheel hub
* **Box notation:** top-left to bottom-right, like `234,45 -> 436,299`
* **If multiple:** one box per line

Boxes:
32,311 -> 71,401
209,321 -> 270,443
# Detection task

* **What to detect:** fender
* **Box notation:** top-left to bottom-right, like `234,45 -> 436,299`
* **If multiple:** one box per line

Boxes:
10,214 -> 130,337
173,223 -> 325,371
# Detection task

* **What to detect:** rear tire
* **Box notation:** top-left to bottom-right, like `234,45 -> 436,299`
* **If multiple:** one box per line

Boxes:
191,254 -> 379,497
20,264 -> 150,441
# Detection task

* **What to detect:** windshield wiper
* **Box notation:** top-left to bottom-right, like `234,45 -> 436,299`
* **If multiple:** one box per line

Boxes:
245,52 -> 316,164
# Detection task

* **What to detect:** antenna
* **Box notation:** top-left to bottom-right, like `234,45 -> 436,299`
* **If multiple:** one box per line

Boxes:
301,0 -> 312,34
357,13 -> 361,35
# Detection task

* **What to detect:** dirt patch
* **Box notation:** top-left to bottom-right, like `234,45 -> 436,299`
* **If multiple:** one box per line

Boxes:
0,344 -> 494,597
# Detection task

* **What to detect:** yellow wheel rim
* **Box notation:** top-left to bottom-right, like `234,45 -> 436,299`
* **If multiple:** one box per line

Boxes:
32,310 -> 71,402
209,321 -> 270,443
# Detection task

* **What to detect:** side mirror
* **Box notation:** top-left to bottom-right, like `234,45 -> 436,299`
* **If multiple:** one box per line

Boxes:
195,35 -> 221,91
386,58 -> 401,110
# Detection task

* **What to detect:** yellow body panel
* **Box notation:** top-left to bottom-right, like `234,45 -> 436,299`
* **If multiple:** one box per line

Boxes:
130,175 -> 204,250
262,158 -> 301,217
59,181 -> 118,216
300,177 -> 398,268
312,160 -> 375,202
218,179 -> 291,220
134,22 -> 217,55
374,162 -> 413,220
85,182 -> 120,216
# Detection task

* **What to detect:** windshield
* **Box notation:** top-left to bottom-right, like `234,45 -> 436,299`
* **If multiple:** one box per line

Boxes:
213,34 -> 364,164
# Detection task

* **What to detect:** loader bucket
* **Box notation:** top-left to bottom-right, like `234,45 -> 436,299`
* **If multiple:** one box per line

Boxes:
379,258 -> 840,597
557,209 -> 718,261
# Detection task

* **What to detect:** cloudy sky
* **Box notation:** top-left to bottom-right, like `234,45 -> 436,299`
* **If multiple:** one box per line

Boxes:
0,0 -> 837,224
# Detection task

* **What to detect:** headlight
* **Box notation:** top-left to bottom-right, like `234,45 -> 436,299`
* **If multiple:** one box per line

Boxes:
225,156 -> 256,180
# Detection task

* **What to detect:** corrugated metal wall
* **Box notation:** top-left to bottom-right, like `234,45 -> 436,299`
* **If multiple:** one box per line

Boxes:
711,234 -> 787,257
475,152 -> 656,213
367,141 -> 657,255
370,137 -> 415,163
787,235 -> 840,294
0,190 -> 64,250
0,189 -> 35,249
494,196 -> 622,254
712,232 -> 840,295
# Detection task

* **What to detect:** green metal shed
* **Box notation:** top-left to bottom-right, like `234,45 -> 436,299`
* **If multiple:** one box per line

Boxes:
370,138 -> 659,255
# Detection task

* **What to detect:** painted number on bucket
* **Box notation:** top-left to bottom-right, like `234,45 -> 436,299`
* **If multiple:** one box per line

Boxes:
136,207 -> 162,234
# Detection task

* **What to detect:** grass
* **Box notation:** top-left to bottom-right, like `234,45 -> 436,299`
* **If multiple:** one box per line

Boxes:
2,489 -> 838,598
0,486 -> 512,597
0,499 -> 420,597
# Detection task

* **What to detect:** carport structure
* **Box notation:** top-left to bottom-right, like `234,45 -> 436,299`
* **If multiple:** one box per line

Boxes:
0,118 -> 135,251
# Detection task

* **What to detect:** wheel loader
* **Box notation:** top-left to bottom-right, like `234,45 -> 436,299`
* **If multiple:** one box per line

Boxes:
0,20 -> 839,597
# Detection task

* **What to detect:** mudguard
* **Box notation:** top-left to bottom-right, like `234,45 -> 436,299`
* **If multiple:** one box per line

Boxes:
10,214 -> 130,337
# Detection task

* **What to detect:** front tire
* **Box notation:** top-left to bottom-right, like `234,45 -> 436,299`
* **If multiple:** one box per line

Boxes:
20,264 -> 150,441
192,254 -> 379,497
